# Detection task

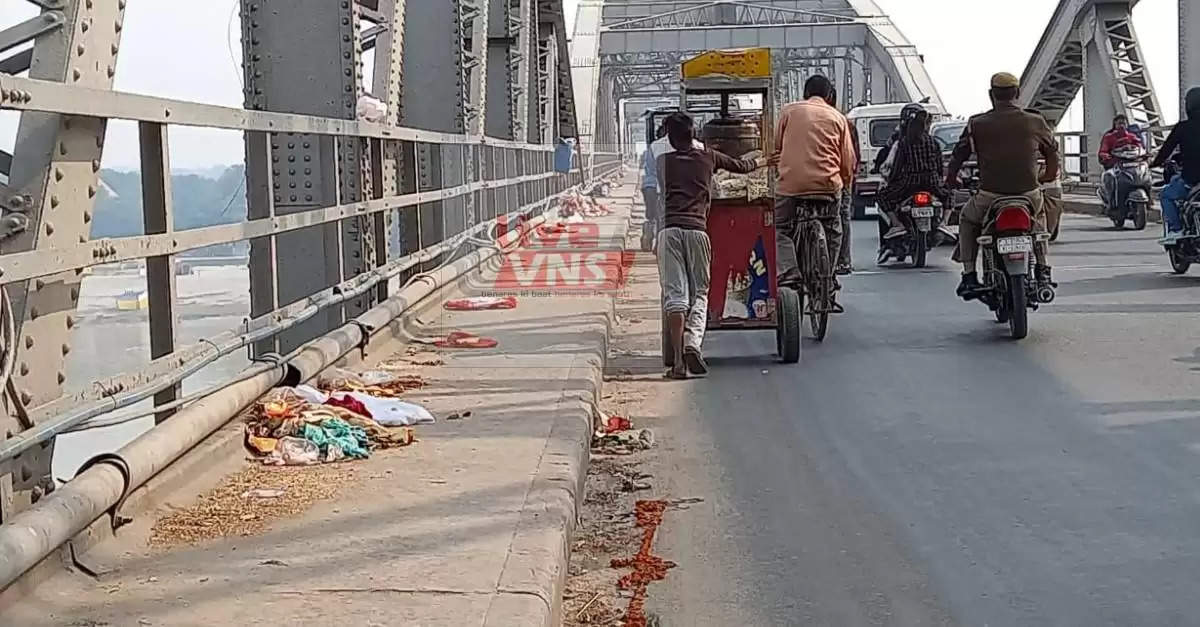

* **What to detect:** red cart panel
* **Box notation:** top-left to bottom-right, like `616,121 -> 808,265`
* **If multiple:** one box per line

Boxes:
706,198 -> 778,330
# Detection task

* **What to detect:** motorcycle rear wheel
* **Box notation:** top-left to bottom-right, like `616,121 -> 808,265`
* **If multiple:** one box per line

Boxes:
913,232 -> 928,268
1110,216 -> 1126,229
1008,275 -> 1029,340
1169,247 -> 1192,275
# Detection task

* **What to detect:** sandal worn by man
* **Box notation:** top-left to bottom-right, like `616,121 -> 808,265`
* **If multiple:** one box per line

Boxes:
683,347 -> 709,376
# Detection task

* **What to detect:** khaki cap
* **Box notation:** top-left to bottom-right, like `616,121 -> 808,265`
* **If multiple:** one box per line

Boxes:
990,72 -> 1020,89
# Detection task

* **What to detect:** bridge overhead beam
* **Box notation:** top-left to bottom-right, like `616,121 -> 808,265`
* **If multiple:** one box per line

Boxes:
576,0 -> 944,152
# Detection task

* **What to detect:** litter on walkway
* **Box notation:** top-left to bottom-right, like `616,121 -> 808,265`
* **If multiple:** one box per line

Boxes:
443,295 -> 518,311
592,426 -> 655,455
434,330 -> 499,349
559,190 -> 615,218
246,370 -> 427,466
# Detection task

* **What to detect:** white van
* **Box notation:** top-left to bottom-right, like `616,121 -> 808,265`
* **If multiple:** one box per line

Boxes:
847,102 -> 948,219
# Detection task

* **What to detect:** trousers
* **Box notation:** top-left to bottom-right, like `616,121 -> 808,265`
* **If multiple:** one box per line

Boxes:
657,227 -> 711,351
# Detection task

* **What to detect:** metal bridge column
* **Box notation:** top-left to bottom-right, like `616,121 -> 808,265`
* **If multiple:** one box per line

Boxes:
0,0 -> 127,521
241,0 -> 367,355
537,13 -> 559,145
402,0 -> 488,252
1183,0 -> 1200,112
1083,36 -> 1116,182
485,0 -> 530,220
368,0 -> 408,297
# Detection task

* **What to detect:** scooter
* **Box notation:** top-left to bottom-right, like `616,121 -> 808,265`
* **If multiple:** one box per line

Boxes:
1099,144 -> 1153,230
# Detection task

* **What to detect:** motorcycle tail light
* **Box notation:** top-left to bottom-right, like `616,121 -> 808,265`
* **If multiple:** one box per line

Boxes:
995,206 -> 1032,232
913,192 -> 933,206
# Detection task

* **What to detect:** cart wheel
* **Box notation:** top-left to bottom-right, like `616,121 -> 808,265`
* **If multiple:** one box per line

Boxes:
777,287 -> 802,364
661,314 -> 675,368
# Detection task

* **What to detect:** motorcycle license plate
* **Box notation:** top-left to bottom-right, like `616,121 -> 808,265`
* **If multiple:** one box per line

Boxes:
911,206 -> 935,218
996,236 -> 1033,254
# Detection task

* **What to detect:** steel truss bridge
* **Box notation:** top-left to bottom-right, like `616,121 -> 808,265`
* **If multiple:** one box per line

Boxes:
0,0 -> 1194,593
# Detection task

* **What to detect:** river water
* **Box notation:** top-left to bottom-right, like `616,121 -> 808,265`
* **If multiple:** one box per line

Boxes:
51,266 -> 251,480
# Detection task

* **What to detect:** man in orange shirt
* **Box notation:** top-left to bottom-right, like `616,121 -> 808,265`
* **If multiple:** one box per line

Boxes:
774,75 -> 858,287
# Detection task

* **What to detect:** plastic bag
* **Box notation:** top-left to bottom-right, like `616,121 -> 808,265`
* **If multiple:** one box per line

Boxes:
294,384 -> 329,404
356,95 -> 387,123
358,370 -> 396,385
348,393 -> 435,426
267,436 -> 321,466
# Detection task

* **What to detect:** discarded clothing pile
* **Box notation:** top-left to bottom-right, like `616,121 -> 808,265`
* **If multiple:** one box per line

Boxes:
244,372 -> 434,466
558,190 -> 614,218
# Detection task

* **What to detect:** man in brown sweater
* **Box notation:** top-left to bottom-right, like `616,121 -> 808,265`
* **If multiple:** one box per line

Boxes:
656,112 -> 770,378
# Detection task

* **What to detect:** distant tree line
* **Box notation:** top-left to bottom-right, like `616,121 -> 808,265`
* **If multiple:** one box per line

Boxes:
92,164 -> 249,257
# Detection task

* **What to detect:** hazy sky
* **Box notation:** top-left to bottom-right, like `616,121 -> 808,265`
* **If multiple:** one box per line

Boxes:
0,0 -> 1182,170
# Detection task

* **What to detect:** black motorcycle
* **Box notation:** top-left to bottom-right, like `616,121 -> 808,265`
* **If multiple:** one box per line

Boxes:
880,191 -> 942,267
1164,172 -> 1200,274
1099,144 -> 1153,230
973,195 -> 1055,340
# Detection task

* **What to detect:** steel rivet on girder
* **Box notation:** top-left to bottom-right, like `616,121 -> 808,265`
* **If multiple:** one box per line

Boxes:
24,336 -> 32,349
92,160 -> 101,173
111,44 -> 119,55
66,315 -> 75,329
34,279 -> 44,290
80,20 -> 89,33
62,343 -> 70,356
44,222 -> 53,236
57,372 -> 65,384
78,235 -> 87,244
107,66 -> 115,78
87,185 -> 96,198
76,44 -> 85,56
29,308 -> 38,319
83,210 -> 92,223
49,195 -> 59,208
85,0 -> 93,8
115,20 -> 123,33
54,168 -> 63,181
18,390 -> 31,406
18,363 -> 28,376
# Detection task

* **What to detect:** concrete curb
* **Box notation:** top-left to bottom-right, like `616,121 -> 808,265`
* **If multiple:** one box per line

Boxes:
483,209 -> 628,626
1063,190 -> 1164,224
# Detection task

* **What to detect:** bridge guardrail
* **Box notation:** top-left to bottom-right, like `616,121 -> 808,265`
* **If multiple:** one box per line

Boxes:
0,73 -> 622,504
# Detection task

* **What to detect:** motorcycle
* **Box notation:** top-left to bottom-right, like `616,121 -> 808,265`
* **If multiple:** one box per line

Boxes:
972,194 -> 1054,340
1099,144 -> 1152,230
879,191 -> 941,267
1164,169 -> 1200,275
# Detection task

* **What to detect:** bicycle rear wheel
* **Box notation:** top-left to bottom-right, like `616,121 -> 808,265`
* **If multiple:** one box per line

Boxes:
804,222 -> 832,341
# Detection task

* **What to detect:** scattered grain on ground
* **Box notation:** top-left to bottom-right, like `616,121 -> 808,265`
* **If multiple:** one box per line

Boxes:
149,463 -> 357,547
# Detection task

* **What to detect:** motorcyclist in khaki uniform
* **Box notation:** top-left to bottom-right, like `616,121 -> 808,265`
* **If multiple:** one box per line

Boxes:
946,72 -> 1060,298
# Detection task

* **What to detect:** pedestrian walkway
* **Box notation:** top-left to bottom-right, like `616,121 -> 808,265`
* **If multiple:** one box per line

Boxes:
4,180 -> 637,626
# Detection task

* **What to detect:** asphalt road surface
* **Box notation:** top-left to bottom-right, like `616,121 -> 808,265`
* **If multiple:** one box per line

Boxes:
635,213 -> 1200,626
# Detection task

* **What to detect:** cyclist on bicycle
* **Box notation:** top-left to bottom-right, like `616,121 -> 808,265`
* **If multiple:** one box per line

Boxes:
773,75 -> 857,293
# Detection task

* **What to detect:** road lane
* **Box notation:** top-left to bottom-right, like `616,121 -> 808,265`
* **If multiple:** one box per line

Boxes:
628,213 -> 1200,625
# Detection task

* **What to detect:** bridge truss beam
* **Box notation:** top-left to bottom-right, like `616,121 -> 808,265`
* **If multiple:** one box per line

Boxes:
573,0 -> 943,154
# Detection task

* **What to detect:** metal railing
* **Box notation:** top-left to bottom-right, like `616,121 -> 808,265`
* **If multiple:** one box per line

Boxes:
0,72 -> 622,506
